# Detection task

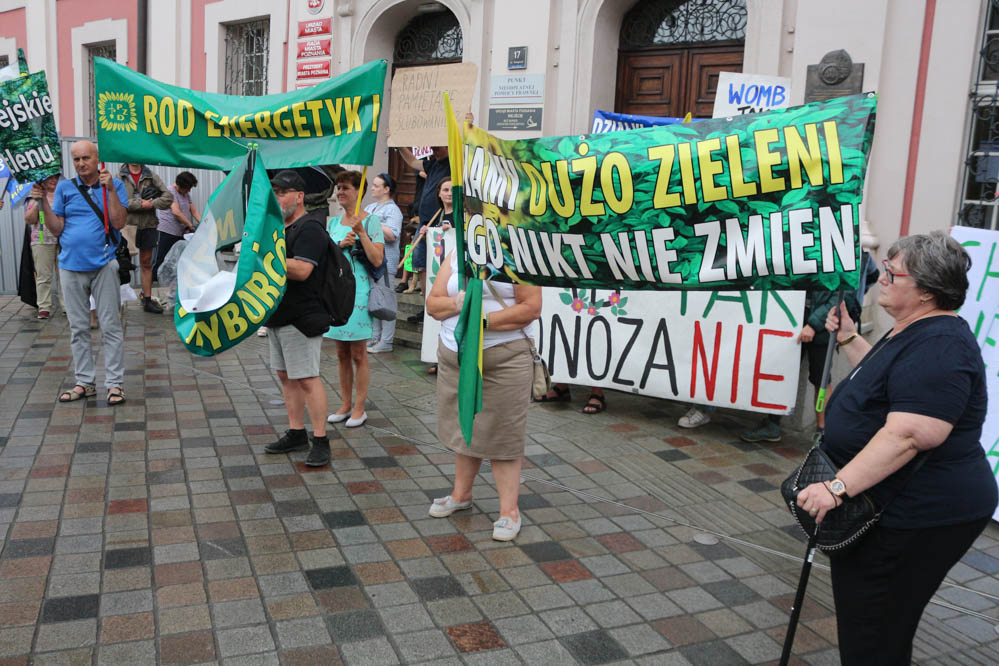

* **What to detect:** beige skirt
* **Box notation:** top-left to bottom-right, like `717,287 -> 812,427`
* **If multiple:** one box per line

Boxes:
437,337 -> 533,460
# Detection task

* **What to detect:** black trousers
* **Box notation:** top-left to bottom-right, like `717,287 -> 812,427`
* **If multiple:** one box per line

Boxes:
830,517 -> 990,665
152,231 -> 183,283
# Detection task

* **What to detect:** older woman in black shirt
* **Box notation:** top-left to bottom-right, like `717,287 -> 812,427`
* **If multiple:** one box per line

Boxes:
795,231 -> 997,664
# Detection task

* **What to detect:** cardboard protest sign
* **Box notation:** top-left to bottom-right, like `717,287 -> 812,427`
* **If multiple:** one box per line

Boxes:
713,72 -> 792,117
0,51 -> 61,184
458,93 -> 876,293
951,226 -> 999,519
591,110 -> 685,133
388,63 -> 477,147
94,58 -> 386,170
175,153 -> 287,356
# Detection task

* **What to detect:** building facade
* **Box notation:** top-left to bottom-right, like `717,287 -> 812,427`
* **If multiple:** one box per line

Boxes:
0,0 -> 991,313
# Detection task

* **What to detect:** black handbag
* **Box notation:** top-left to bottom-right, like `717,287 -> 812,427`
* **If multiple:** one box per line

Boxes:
350,215 -> 387,281
781,443 -> 929,554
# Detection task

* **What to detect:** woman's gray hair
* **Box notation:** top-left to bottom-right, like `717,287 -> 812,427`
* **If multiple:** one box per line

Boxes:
886,231 -> 971,311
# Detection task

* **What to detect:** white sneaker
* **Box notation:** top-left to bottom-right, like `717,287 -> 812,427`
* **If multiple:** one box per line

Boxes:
492,515 -> 522,541
256,326 -> 268,337
678,406 -> 711,429
368,343 -> 393,354
428,495 -> 473,518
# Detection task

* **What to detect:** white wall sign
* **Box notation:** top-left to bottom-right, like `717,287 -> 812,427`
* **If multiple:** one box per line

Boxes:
489,74 -> 545,103
951,226 -> 999,520
422,231 -> 806,414
712,71 -> 792,117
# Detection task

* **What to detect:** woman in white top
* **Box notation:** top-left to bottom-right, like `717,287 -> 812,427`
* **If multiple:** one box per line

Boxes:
363,173 -> 403,352
426,250 -> 542,541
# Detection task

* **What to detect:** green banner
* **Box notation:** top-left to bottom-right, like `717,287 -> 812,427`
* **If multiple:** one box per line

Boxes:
175,152 -> 287,356
460,92 -> 877,292
94,58 -> 387,170
0,50 -> 61,183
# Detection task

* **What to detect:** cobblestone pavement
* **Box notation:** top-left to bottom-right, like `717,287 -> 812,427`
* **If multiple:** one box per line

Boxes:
1,295 -> 998,665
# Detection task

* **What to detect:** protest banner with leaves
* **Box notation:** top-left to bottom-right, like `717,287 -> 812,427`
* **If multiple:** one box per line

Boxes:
0,50 -> 61,184
458,92 -> 877,293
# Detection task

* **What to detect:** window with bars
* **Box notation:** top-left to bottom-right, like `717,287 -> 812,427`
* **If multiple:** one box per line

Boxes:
393,11 -> 462,64
224,18 -> 270,96
620,0 -> 747,49
0,55 -> 9,69
87,42 -> 117,138
958,2 -> 999,230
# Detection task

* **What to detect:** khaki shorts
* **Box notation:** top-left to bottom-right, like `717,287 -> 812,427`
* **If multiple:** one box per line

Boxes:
269,324 -> 323,379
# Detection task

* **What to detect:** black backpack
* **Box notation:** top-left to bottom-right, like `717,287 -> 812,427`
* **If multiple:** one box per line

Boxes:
287,215 -> 355,328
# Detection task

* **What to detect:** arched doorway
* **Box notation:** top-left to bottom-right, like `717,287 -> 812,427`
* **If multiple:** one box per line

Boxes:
388,9 -> 463,212
615,0 -> 747,119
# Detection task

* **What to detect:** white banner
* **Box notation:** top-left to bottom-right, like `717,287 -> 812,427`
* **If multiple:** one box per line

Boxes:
420,228 -> 454,361
422,230 -> 806,414
712,71 -> 792,117
951,226 -> 999,520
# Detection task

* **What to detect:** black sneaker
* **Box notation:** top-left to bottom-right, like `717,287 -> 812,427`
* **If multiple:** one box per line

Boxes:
143,297 -> 164,314
264,429 -> 309,454
306,435 -> 331,467
406,310 -> 424,323
394,283 -> 408,293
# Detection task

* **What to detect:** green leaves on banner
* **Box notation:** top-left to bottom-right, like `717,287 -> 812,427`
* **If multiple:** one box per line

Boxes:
174,152 -> 287,356
93,58 -> 387,170
0,49 -> 62,184
459,93 -> 877,292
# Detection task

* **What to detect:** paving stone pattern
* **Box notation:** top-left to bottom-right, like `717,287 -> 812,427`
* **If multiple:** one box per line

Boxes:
0,296 -> 997,664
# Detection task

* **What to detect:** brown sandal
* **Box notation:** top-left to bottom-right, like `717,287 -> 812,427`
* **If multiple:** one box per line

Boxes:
59,385 -> 95,402
107,387 -> 126,406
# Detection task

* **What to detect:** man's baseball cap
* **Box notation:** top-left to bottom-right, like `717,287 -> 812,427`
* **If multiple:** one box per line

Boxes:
270,170 -> 307,192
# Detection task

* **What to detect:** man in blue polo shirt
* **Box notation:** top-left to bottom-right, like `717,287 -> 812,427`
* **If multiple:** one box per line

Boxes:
33,140 -> 129,406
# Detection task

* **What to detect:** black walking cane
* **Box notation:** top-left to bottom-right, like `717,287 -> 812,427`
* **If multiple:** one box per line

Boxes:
779,533 -> 818,666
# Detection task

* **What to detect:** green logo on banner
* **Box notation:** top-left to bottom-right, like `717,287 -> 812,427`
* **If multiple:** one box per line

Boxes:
97,91 -> 138,133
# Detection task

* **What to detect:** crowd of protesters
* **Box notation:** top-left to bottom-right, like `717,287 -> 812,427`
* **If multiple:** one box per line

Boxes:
6,119 -> 994,666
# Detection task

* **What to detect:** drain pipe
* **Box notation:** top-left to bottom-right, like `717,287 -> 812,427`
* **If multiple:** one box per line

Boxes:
899,0 -> 936,237
137,0 -> 148,73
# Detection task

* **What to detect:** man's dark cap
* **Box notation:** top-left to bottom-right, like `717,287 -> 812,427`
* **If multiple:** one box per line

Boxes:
270,170 -> 307,192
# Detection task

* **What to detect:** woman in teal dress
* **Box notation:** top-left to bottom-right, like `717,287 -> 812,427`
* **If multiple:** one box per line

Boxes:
324,170 -> 384,428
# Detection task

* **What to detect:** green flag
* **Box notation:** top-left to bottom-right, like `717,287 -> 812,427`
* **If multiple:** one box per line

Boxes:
93,58 -> 386,170
175,150 -> 287,356
445,94 -> 482,445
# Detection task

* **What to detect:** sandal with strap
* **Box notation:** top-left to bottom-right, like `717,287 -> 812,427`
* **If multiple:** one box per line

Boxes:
581,393 -> 607,414
59,384 -> 96,403
534,385 -> 571,403
107,387 -> 126,406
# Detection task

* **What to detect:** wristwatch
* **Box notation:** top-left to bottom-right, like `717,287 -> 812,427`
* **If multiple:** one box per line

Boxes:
828,478 -> 849,499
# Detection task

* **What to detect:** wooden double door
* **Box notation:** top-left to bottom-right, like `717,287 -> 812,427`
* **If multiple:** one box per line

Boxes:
615,43 -> 743,119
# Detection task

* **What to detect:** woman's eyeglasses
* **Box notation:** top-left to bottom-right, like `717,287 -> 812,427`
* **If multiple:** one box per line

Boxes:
882,259 -> 909,284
